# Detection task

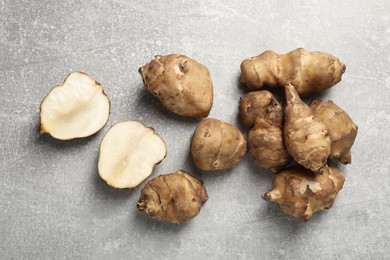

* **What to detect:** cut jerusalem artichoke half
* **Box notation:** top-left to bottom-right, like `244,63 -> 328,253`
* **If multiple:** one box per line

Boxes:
39,72 -> 110,140
98,121 -> 167,189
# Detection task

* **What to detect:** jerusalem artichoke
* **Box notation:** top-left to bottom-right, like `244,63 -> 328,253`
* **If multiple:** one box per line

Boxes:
263,166 -> 345,221
284,83 -> 331,173
240,48 -> 346,96
191,118 -> 246,170
310,100 -> 358,164
137,170 -> 208,224
240,91 -> 290,172
139,54 -> 213,117
39,72 -> 110,140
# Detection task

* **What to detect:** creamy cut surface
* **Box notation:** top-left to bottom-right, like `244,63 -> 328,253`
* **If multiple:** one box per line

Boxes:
98,121 -> 166,189
39,72 -> 110,140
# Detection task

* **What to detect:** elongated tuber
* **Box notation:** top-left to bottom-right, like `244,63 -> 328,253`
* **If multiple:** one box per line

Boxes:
139,54 -> 213,117
137,170 -> 208,224
39,72 -> 110,140
263,166 -> 345,221
191,118 -> 247,170
240,91 -> 290,172
284,84 -> 331,173
240,48 -> 346,96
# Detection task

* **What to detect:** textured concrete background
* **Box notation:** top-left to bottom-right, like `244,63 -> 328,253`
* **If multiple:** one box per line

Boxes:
1,0 -> 389,259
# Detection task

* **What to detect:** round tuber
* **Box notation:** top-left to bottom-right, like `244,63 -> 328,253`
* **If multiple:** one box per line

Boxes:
240,48 -> 346,96
137,170 -> 208,224
191,118 -> 247,170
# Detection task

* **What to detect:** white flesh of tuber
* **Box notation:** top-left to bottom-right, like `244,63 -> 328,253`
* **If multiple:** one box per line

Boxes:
98,121 -> 167,189
39,72 -> 110,140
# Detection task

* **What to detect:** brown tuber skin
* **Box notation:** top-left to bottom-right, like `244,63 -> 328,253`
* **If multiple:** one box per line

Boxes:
239,91 -> 281,128
240,91 -> 291,172
191,118 -> 247,170
137,170 -> 208,224
284,84 -> 331,173
310,100 -> 358,164
240,48 -> 346,96
263,167 -> 345,221
139,54 -> 213,117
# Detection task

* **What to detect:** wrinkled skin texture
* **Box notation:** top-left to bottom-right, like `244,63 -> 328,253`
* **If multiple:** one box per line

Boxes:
240,91 -> 291,172
139,54 -> 213,117
284,84 -> 331,173
310,100 -> 358,164
263,167 -> 345,221
137,170 -> 208,224
239,91 -> 280,128
191,118 -> 247,170
240,48 -> 346,96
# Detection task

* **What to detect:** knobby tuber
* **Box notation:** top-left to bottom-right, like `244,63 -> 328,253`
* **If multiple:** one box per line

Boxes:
239,91 -> 281,128
240,48 -> 346,96
139,54 -> 213,117
263,166 -> 345,221
137,170 -> 208,224
240,91 -> 290,172
311,100 -> 358,164
39,72 -> 110,140
284,83 -> 331,173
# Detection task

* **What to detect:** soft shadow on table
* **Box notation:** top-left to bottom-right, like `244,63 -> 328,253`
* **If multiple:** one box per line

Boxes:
238,153 -> 309,234
327,159 -> 347,172
236,74 -> 286,99
90,153 -> 134,202
133,88 -> 203,126
244,160 -> 345,235
237,75 -> 333,106
132,210 -> 190,233
234,105 -> 247,134
183,148 -> 234,182
237,74 -> 247,94
33,116 -> 100,150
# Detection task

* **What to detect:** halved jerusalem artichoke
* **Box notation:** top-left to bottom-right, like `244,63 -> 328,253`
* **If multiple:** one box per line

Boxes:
310,100 -> 358,164
39,72 -> 110,140
98,121 -> 167,189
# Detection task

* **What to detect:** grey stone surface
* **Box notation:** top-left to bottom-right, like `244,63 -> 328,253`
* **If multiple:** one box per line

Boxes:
1,0 -> 389,259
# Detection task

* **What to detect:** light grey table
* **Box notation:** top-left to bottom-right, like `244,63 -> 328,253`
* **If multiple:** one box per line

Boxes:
1,1 -> 389,259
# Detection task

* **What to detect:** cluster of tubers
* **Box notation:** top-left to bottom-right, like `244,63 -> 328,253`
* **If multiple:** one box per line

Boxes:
39,48 -> 357,224
240,49 -> 357,221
